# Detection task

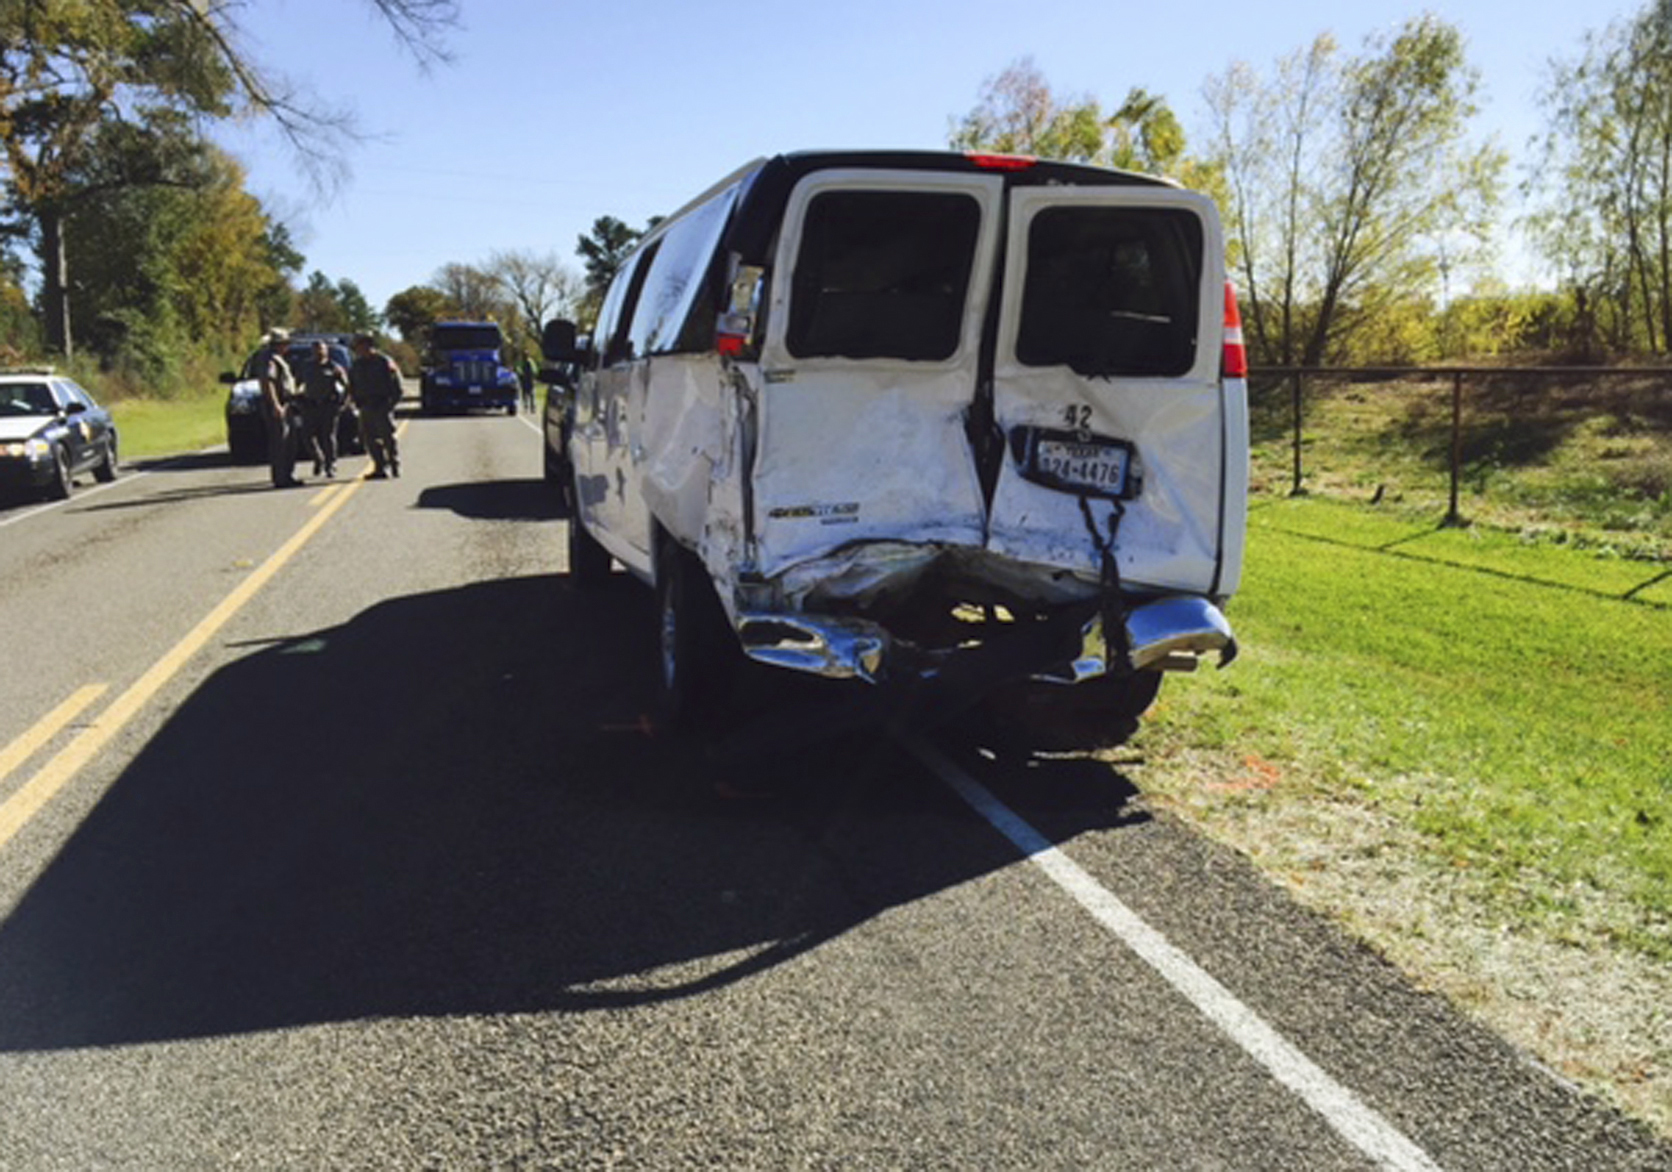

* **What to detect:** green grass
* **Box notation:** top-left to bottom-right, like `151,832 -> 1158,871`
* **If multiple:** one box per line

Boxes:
109,385 -> 228,461
1249,370 -> 1672,559
1142,496 -> 1672,960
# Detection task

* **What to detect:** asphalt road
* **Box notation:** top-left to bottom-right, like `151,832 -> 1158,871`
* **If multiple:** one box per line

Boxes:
0,406 -> 1666,1170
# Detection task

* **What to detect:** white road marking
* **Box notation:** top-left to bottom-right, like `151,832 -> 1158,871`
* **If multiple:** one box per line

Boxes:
906,736 -> 1444,1172
0,468 -> 152,529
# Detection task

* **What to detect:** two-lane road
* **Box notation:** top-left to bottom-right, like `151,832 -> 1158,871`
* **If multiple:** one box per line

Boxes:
1,409 -> 1665,1169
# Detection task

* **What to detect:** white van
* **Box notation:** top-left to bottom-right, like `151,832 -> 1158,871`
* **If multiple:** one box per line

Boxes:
542,150 -> 1247,746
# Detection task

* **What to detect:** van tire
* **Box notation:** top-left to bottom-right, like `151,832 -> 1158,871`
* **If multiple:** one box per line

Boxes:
653,538 -> 735,732
567,508 -> 612,588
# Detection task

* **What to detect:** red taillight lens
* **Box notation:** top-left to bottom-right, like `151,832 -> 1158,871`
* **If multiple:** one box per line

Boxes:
715,332 -> 746,358
1222,281 -> 1248,378
966,152 -> 1036,172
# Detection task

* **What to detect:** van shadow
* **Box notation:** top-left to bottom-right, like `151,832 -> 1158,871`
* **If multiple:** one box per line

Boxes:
0,574 -> 1140,1052
415,479 -> 560,522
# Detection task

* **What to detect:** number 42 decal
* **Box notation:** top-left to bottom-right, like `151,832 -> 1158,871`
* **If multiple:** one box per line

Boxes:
1062,404 -> 1092,431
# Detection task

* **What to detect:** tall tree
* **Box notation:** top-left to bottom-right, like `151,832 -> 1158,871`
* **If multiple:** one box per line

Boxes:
1203,16 -> 1503,365
0,0 -> 457,356
949,57 -> 1199,178
63,129 -> 285,367
486,248 -> 582,352
1530,0 -> 1672,356
384,284 -> 454,343
575,216 -> 643,323
431,262 -> 511,322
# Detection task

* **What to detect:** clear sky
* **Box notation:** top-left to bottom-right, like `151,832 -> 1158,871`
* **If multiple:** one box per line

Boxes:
213,0 -> 1639,317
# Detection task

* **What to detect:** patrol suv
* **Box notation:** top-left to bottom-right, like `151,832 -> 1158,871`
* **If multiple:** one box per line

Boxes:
542,150 -> 1248,747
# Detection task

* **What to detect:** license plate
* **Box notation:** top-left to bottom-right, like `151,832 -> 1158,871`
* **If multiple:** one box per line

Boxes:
1018,428 -> 1135,499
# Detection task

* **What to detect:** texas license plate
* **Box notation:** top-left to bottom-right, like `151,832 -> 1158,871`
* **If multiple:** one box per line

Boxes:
1020,429 -> 1136,499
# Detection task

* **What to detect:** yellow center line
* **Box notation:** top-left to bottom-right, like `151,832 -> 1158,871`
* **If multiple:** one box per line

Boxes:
0,475 -> 369,853
0,684 -> 109,788
309,484 -> 343,507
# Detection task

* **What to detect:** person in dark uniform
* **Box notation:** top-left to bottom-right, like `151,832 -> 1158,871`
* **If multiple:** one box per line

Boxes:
519,354 -> 537,412
257,328 -> 301,487
349,334 -> 402,478
298,340 -> 349,477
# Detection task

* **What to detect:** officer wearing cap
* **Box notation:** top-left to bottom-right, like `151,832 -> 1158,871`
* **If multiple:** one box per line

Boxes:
348,333 -> 403,478
258,328 -> 301,487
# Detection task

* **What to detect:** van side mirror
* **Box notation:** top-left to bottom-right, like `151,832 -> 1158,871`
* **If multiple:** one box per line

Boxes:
542,319 -> 581,363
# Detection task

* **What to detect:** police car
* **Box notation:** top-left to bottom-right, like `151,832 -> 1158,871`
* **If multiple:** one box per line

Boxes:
0,368 -> 119,500
221,336 -> 363,463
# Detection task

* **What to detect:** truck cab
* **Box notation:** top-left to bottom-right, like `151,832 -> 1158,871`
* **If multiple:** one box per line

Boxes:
419,320 -> 520,414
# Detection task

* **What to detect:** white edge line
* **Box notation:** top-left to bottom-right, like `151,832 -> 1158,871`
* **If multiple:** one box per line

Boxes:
906,736 -> 1444,1172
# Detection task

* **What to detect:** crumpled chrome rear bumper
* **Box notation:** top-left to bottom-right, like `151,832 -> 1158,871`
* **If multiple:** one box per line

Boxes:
735,594 -> 1236,685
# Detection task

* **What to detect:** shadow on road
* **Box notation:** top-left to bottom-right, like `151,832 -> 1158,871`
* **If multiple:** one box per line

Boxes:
0,572 -> 1140,1051
415,479 -> 561,522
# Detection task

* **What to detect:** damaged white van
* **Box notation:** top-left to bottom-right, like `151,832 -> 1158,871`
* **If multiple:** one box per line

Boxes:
542,150 -> 1247,748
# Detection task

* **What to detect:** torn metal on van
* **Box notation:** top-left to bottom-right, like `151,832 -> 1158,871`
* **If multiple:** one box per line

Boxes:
542,150 -> 1249,746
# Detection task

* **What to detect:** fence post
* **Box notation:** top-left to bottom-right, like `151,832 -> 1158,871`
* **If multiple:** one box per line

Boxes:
1443,370 -> 1465,527
1290,370 -> 1306,496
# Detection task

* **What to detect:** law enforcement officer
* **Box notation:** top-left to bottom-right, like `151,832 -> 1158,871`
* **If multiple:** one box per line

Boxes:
257,327 -> 301,487
349,334 -> 402,478
298,340 -> 349,477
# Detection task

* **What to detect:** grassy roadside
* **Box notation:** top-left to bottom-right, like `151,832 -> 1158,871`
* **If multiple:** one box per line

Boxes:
1130,494 -> 1671,1133
109,385 -> 229,462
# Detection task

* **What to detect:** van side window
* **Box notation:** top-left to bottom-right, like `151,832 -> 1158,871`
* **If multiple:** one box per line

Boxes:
601,241 -> 661,366
1016,207 -> 1203,377
787,190 -> 981,362
627,186 -> 739,358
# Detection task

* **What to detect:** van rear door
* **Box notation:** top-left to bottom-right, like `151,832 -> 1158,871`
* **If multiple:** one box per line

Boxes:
986,186 -> 1236,597
752,170 -> 1003,578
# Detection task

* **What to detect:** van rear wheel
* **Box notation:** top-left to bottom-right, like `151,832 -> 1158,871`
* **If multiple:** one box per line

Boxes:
653,539 -> 736,733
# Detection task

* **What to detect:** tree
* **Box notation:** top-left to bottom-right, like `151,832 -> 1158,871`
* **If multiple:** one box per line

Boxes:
384,284 -> 454,344
0,0 -> 457,356
294,271 -> 380,335
485,248 -> 582,352
1530,0 -> 1672,356
1203,16 -> 1503,365
431,262 -> 512,322
58,123 -> 289,372
575,216 -> 643,323
949,57 -> 1197,177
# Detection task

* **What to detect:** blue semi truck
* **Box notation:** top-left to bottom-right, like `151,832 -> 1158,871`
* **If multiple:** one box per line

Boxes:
419,320 -> 520,414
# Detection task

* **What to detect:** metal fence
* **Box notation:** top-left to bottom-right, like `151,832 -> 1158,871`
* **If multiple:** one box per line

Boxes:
1247,365 -> 1672,531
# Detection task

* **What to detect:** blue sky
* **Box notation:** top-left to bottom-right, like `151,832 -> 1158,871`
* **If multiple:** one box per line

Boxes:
214,0 -> 1639,316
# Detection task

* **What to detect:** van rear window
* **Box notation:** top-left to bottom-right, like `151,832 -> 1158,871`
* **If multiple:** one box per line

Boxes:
1016,207 -> 1202,377
788,191 -> 980,362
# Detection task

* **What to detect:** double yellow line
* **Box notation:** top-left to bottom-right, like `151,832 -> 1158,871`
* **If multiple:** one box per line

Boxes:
0,473 -> 369,853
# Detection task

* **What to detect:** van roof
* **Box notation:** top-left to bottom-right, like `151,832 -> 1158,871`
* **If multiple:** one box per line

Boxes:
720,150 -> 1179,265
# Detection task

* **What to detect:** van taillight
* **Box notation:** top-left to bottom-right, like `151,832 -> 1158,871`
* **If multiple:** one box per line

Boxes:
966,152 -> 1036,171
715,331 -> 747,358
1222,281 -> 1248,379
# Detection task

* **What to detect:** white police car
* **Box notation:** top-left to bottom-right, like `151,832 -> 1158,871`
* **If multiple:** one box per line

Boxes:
0,368 -> 119,500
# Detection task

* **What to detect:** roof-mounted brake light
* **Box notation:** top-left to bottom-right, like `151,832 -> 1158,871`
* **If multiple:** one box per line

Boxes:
1222,281 -> 1248,379
966,152 -> 1037,172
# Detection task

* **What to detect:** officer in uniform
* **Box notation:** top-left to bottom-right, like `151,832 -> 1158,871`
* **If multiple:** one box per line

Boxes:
257,328 -> 301,487
298,340 -> 349,477
349,333 -> 402,478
